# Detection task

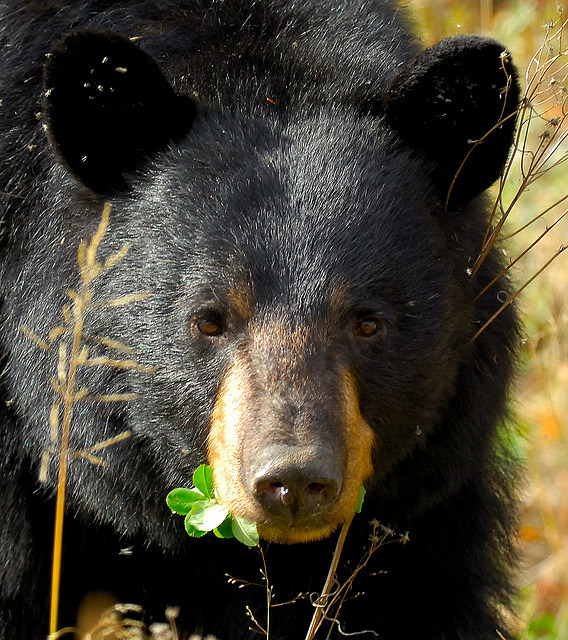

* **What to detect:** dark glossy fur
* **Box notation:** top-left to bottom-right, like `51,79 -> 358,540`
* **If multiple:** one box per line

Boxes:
0,2 -> 520,638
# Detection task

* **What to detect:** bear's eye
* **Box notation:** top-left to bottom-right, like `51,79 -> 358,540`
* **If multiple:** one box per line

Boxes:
194,316 -> 225,338
353,316 -> 387,341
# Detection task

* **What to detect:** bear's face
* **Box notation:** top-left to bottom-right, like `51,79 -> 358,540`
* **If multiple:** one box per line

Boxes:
35,30 -> 519,543
119,114 -> 471,543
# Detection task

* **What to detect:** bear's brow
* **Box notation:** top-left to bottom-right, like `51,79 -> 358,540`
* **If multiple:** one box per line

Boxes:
227,283 -> 255,320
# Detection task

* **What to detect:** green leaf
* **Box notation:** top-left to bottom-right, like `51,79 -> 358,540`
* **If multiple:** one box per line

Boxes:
354,486 -> 366,514
184,514 -> 208,538
231,515 -> 259,547
192,464 -> 214,499
213,515 -> 234,539
166,488 -> 205,515
188,501 -> 230,532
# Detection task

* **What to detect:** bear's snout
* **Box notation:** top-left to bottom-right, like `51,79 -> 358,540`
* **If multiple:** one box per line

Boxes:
208,359 -> 375,543
249,445 -> 342,522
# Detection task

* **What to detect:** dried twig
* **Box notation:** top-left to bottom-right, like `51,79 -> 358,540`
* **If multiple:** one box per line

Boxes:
469,13 -> 568,338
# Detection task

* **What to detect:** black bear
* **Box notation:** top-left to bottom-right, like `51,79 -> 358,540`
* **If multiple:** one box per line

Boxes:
0,1 -> 521,639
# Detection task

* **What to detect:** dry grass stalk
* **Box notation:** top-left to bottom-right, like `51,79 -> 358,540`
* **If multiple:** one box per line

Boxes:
304,520 -> 408,640
471,12 -> 568,339
49,603 -> 152,639
229,519 -> 407,640
48,202 -> 125,635
304,513 -> 355,640
53,602 -> 201,640
21,202 -> 153,636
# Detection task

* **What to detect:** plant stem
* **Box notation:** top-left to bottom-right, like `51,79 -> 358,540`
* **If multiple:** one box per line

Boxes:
258,545 -> 271,639
304,512 -> 355,640
49,290 -> 86,634
48,203 -> 110,636
472,244 -> 567,341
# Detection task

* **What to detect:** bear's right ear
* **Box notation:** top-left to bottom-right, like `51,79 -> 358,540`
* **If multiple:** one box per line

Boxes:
43,31 -> 195,193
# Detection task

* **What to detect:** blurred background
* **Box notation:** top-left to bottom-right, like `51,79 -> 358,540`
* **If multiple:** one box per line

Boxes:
405,2 -> 568,638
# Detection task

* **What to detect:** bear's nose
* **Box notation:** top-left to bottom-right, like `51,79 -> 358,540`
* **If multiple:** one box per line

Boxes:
251,449 -> 341,520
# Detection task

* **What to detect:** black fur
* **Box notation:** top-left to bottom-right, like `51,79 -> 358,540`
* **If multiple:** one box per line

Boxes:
0,2 -> 520,639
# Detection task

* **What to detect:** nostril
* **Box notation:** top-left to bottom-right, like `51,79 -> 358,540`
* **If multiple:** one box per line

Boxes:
262,481 -> 293,506
306,482 -> 330,503
303,480 -> 340,512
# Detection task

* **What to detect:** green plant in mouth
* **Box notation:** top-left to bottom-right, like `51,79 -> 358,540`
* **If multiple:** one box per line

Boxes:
167,466 -> 367,549
167,464 -> 259,546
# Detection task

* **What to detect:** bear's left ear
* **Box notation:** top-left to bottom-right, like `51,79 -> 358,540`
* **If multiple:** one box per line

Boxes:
383,35 -> 520,207
43,30 -> 195,193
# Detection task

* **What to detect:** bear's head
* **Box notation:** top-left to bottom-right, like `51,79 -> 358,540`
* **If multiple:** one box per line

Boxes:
40,31 -> 519,544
